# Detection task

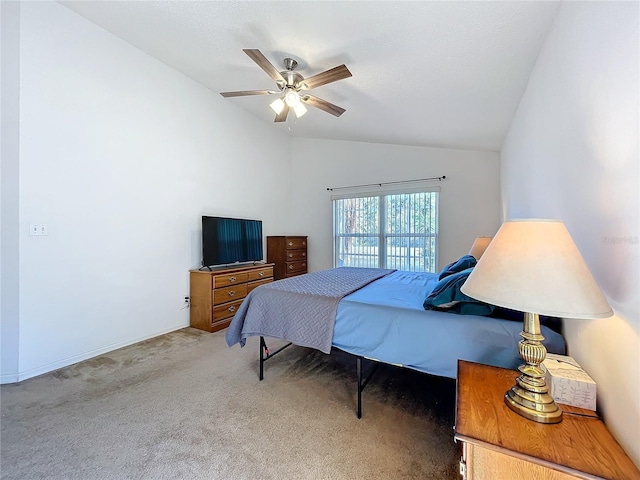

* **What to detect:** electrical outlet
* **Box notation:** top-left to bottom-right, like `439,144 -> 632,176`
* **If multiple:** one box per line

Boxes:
181,296 -> 190,310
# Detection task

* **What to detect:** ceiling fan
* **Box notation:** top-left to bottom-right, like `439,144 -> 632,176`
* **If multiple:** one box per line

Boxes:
221,49 -> 352,123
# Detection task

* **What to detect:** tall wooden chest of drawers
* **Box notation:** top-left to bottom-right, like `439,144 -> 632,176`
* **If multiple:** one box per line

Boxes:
267,236 -> 308,280
189,263 -> 274,332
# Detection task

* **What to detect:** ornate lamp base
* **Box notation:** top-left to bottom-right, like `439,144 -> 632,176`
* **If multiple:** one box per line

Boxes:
504,312 -> 563,424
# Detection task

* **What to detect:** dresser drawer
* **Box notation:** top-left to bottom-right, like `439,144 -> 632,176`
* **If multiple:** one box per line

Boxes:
213,298 -> 244,322
248,266 -> 273,281
213,284 -> 247,305
247,278 -> 272,293
285,237 -> 307,249
285,249 -> 307,261
211,317 -> 233,331
464,443 -> 577,480
286,261 -> 307,274
212,272 -> 248,288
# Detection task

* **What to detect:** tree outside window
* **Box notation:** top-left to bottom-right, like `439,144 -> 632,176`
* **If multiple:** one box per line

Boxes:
333,190 -> 438,272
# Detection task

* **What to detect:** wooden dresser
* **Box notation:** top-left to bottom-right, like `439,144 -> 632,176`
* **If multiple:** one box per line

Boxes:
454,360 -> 640,480
189,263 -> 274,332
267,236 -> 308,280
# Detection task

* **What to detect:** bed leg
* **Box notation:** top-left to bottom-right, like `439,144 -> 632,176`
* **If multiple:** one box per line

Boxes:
258,338 -> 291,381
259,336 -> 265,381
357,356 -> 362,419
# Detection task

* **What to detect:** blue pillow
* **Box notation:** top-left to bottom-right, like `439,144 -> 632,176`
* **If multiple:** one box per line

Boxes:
438,255 -> 477,280
424,267 -> 494,316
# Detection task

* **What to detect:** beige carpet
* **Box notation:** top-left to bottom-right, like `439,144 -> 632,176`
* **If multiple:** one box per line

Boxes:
1,328 -> 460,479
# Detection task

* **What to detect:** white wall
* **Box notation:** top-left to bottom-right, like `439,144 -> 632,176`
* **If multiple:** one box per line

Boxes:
290,138 -> 501,272
1,1 -> 21,383
1,2 -> 291,382
502,1 -> 639,465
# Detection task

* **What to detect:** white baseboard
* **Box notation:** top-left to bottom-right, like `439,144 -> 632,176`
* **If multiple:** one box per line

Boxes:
0,323 -> 188,384
0,373 -> 20,384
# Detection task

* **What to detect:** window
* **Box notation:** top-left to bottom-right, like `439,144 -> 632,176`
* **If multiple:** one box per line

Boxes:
333,188 -> 438,272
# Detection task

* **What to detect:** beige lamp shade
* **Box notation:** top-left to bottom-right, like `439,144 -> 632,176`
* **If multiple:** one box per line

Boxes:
469,236 -> 492,260
461,219 -> 612,319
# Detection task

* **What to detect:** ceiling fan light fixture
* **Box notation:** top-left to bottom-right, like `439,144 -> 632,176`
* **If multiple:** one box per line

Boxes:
221,50 -> 351,121
293,103 -> 308,118
269,97 -> 286,115
284,88 -> 300,107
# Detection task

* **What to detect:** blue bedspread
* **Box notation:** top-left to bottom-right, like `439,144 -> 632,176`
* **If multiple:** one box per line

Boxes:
332,270 -> 566,379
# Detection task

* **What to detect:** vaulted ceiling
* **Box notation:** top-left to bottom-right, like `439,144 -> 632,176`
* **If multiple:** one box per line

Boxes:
60,1 -> 560,151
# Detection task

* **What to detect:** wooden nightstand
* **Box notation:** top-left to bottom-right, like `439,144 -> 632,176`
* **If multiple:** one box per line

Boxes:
454,360 -> 640,480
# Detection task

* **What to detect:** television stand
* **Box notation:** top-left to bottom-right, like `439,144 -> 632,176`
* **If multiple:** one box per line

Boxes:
189,263 -> 274,332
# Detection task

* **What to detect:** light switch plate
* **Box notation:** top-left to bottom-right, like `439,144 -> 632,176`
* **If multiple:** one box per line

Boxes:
29,223 -> 48,236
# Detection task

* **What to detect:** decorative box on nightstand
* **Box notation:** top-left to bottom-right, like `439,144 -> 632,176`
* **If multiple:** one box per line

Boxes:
542,354 -> 597,411
454,360 -> 640,480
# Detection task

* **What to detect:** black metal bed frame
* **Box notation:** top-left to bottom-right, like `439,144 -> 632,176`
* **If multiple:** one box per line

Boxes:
259,336 -> 380,419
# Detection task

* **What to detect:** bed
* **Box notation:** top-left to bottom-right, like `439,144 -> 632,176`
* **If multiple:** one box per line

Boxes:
225,265 -> 566,417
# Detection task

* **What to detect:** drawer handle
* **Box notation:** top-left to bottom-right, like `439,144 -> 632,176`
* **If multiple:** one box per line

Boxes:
302,263 -> 306,267
228,305 -> 237,313
289,265 -> 293,270
288,242 -> 293,246
302,252 -> 306,257
259,272 -> 264,277
302,241 -> 306,246
229,276 -> 236,282
288,253 -> 293,258
228,290 -> 235,296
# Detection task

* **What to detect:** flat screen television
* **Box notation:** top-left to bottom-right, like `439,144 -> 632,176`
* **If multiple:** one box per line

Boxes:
202,216 -> 263,267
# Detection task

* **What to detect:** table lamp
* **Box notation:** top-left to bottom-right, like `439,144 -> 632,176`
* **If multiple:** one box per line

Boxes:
469,236 -> 492,260
460,219 -> 613,423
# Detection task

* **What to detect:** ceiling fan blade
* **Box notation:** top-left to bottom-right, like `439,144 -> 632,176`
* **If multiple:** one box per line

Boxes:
243,49 -> 285,84
301,95 -> 346,117
220,90 -> 278,98
274,104 -> 289,122
300,65 -> 352,90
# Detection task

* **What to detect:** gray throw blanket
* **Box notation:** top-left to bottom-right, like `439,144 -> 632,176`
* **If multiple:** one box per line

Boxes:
225,267 -> 395,354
